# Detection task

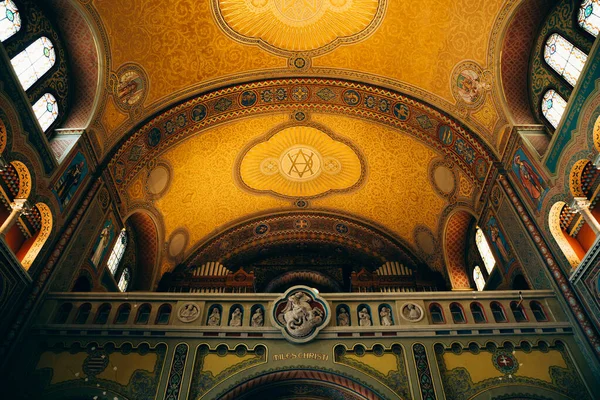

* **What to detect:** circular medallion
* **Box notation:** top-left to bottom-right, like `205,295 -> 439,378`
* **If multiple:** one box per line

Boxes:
259,157 -> 280,176
280,145 -> 322,181
393,102 -> 410,121
239,90 -> 258,107
294,198 -> 309,208
114,63 -> 148,111
492,350 -> 519,375
335,223 -> 349,234
146,164 -> 171,197
294,219 -> 310,229
178,302 -> 201,323
451,61 -> 490,109
323,156 -> 341,175
438,125 -> 453,146
168,230 -> 188,260
255,223 -> 270,235
343,89 -> 361,106
148,128 -> 161,147
190,104 -> 207,122
400,303 -> 424,322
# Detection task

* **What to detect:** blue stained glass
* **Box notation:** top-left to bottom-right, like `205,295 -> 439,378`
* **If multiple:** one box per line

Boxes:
579,0 -> 600,37
0,0 -> 21,42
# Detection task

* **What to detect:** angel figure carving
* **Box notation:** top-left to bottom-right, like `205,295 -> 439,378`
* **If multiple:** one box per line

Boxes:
277,291 -> 324,338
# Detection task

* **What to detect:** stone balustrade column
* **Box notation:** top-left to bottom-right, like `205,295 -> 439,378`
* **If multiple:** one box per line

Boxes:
571,197 -> 600,236
0,198 -> 29,237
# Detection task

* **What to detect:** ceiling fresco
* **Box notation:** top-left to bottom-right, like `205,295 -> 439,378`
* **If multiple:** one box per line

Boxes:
84,0 -> 510,153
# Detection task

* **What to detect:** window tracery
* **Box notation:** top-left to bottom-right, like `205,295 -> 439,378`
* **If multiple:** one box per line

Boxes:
541,90 -> 568,128
32,93 -> 58,132
11,36 -> 56,91
544,33 -> 587,86
107,229 -> 127,276
475,227 -> 496,274
579,0 -> 600,37
0,0 -> 20,42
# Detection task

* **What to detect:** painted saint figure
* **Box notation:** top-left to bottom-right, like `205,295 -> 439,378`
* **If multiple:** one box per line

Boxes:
55,161 -> 85,205
408,304 -> 421,321
513,154 -> 544,201
359,308 -> 372,327
251,308 -> 264,327
230,307 -> 242,327
380,306 -> 393,326
489,223 -> 510,262
90,225 -> 110,267
207,308 -> 221,326
338,308 -> 350,326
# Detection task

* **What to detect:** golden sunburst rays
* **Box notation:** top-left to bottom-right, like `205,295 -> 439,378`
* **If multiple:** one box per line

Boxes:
239,125 -> 363,198
216,0 -> 381,53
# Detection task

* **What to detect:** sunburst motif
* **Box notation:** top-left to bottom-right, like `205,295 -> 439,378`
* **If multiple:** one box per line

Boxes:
214,0 -> 383,54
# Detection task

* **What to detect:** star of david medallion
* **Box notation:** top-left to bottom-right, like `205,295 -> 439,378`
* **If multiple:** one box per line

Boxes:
281,146 -> 322,181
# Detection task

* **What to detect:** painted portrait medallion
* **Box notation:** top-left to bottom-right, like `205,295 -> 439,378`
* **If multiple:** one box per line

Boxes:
451,61 -> 490,109
115,63 -> 148,111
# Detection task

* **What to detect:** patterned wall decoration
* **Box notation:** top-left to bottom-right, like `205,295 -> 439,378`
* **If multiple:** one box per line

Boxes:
51,151 -> 89,212
165,343 -> 188,400
444,210 -> 473,290
188,344 -> 267,400
109,79 -> 494,192
413,343 -> 437,400
434,340 -> 590,400
511,147 -> 548,213
334,343 -> 410,399
451,61 -> 491,110
24,342 -> 167,400
211,0 -> 387,56
113,63 -> 149,114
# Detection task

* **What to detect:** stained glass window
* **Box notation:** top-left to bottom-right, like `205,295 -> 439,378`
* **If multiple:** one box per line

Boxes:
579,0 -> 600,37
475,227 -> 496,274
118,267 -> 130,292
0,0 -> 20,42
32,93 -> 58,132
542,90 -> 568,128
10,36 -> 56,91
544,33 -> 587,86
107,229 -> 127,275
473,266 -> 485,291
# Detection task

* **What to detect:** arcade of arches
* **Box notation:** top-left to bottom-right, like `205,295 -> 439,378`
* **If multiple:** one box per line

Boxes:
1,0 -> 600,398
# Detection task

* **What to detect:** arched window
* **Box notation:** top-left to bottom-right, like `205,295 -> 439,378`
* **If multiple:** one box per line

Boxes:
470,302 -> 487,323
475,227 -> 496,274
544,33 -> 587,86
74,303 -> 92,324
117,267 -> 130,292
53,303 -> 72,324
429,303 -> 445,324
450,303 -> 466,323
0,0 -> 21,42
10,36 -> 56,90
108,229 -> 127,275
473,266 -> 486,291
93,303 -> 111,325
579,0 -> 600,37
490,302 -> 508,323
530,301 -> 549,322
32,93 -> 58,132
542,90 -> 568,128
114,304 -> 131,324
155,304 -> 172,325
510,301 -> 528,322
135,303 -> 151,325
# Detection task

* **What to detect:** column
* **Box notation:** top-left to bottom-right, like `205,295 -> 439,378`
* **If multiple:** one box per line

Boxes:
0,198 -> 29,237
571,197 -> 600,235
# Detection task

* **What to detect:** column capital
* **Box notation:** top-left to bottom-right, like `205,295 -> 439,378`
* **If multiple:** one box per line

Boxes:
570,196 -> 591,212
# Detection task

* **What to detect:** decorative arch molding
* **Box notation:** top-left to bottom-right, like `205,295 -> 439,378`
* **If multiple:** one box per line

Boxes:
443,208 -> 476,290
21,202 -> 53,270
182,210 -> 425,272
216,369 -> 387,400
264,270 -> 343,293
124,209 -> 160,291
569,159 -> 592,198
548,201 -> 582,267
10,160 -> 32,199
108,78 -> 498,196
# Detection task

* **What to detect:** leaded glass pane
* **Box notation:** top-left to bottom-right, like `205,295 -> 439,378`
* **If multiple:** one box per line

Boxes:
0,0 -> 20,42
107,230 -> 127,275
118,267 -> 130,292
473,266 -> 485,291
11,36 -> 56,91
544,33 -> 587,86
542,90 -> 568,128
475,227 -> 496,274
32,93 -> 58,132
579,0 -> 600,37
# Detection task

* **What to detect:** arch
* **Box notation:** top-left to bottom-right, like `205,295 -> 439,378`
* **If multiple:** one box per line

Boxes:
125,211 -> 160,291
264,270 -> 343,293
155,304 -> 171,325
378,304 -> 394,326
53,302 -> 72,324
490,302 -> 508,323
32,93 -> 59,132
20,202 -> 52,270
357,304 -> 373,327
470,302 -> 487,323
71,272 -> 91,292
114,303 -> 131,324
10,36 -> 56,91
568,159 -> 592,198
206,304 -> 222,326
336,304 -> 351,326
0,0 -> 21,42
579,0 -> 600,37
228,304 -> 244,327
512,274 -> 530,290
93,303 -> 111,324
548,201 -> 583,267
544,33 -> 587,86
135,303 -> 151,325
9,160 -> 31,199
594,114 -> 600,153
218,369 -> 384,400
531,300 -> 549,322
443,209 -> 474,290
511,301 -> 529,322
542,89 -> 568,129
450,302 -> 467,324
74,303 -> 91,324
429,303 -> 445,324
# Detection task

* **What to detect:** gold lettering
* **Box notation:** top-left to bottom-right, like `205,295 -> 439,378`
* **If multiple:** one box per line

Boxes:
272,352 -> 328,361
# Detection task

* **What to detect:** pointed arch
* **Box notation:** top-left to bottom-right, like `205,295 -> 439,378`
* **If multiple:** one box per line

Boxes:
9,160 -> 31,199
126,210 -> 160,291
549,201 -> 582,267
20,202 -> 52,270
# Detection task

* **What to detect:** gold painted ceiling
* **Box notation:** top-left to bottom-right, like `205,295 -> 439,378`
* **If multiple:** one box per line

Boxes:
82,0 -> 513,274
